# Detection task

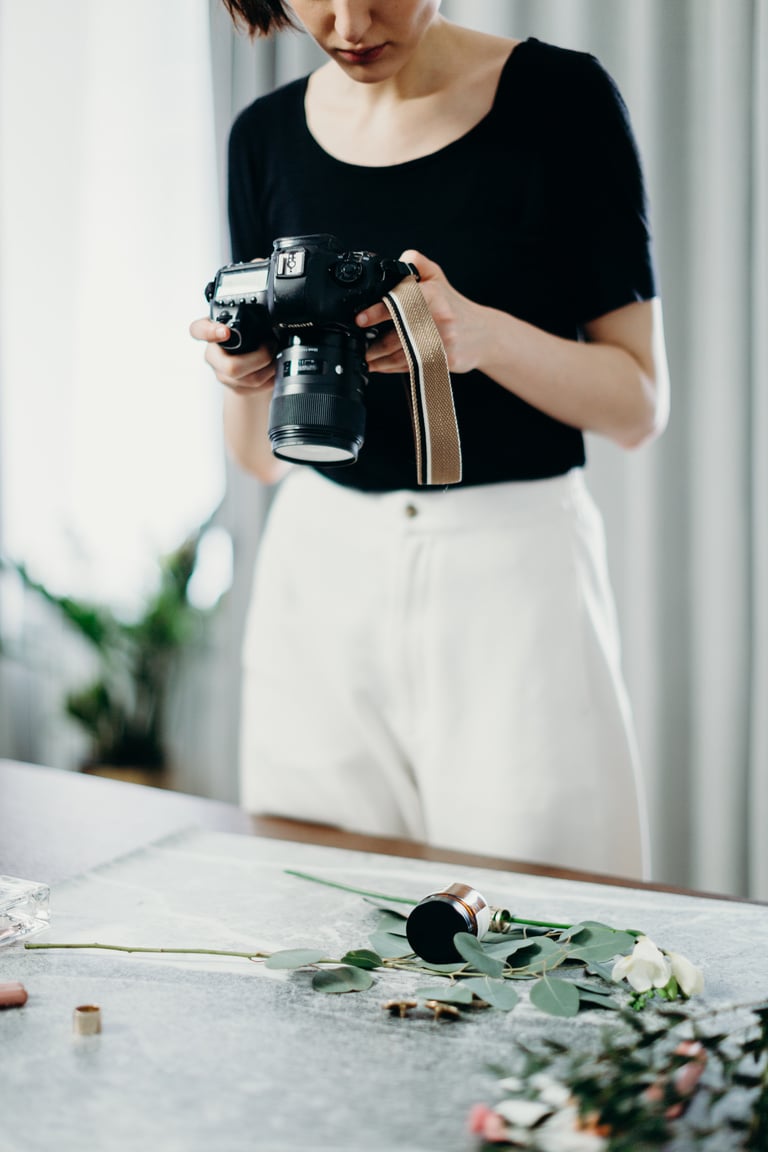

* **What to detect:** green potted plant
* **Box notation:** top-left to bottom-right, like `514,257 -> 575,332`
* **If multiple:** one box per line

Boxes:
3,528 -> 215,783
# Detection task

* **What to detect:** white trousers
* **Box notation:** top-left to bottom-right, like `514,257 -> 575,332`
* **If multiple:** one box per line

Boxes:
240,467 -> 649,879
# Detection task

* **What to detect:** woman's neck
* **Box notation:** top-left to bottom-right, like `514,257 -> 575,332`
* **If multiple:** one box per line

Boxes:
311,20 -> 505,107
304,22 -> 518,166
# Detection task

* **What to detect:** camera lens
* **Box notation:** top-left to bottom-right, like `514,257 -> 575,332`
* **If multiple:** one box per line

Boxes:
268,330 -> 367,465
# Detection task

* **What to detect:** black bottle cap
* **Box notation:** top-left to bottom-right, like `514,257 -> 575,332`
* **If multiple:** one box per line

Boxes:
405,895 -> 474,964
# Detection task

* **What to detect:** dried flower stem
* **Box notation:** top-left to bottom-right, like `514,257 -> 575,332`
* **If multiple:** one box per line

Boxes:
26,942 -> 270,960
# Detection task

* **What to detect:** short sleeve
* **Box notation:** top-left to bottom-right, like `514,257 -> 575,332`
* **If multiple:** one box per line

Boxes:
564,55 -> 657,324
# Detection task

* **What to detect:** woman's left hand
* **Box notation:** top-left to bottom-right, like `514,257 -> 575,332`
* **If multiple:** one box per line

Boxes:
355,249 -> 486,375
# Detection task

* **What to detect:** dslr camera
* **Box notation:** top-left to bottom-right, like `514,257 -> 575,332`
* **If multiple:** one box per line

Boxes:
205,233 -> 415,465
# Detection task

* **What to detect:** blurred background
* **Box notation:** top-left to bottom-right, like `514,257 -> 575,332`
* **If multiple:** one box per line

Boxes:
0,0 -> 765,899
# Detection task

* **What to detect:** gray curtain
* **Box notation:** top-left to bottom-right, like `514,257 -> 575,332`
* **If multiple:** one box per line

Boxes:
208,0 -> 768,899
190,5 -> 325,805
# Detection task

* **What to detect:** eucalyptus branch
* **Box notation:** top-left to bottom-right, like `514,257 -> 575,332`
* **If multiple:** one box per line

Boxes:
23,886 -> 710,1029
25,942 -> 271,960
472,996 -> 768,1151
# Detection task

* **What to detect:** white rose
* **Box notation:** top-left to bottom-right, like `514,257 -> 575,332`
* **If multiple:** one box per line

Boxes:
529,1072 -> 572,1109
537,1106 -> 609,1152
495,1097 -> 552,1127
611,935 -> 672,992
667,950 -> 704,997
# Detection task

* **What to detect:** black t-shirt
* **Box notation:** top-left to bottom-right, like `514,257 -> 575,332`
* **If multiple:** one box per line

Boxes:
227,37 -> 657,491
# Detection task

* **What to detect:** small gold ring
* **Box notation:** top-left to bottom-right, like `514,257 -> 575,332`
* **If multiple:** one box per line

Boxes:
73,1004 -> 102,1035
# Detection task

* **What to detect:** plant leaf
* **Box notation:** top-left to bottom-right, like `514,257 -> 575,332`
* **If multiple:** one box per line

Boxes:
264,948 -> 328,970
413,984 -> 474,1005
577,989 -> 620,1011
374,910 -> 409,937
480,938 -> 532,959
579,919 -> 632,934
529,976 -> 580,1017
462,976 -> 520,1011
586,960 -> 617,983
368,931 -> 414,959
415,960 -> 467,974
557,922 -> 587,941
340,948 -> 382,970
567,926 -> 636,963
312,965 -> 374,993
558,919 -> 624,940
452,933 -> 505,977
481,934 -> 556,960
572,979 -> 617,996
507,937 -> 565,975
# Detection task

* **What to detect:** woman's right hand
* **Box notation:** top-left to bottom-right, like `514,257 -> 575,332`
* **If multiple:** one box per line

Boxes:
189,317 -> 276,396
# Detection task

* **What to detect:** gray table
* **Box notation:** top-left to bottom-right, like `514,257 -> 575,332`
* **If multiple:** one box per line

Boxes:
1,760 -> 765,1152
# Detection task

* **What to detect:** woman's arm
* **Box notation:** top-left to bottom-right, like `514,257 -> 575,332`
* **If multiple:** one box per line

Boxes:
359,250 -> 670,451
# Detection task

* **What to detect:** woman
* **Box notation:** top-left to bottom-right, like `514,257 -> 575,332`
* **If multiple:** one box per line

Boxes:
191,0 -> 670,878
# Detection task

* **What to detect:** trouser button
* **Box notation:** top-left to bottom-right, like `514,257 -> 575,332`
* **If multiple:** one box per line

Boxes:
404,503 -> 418,518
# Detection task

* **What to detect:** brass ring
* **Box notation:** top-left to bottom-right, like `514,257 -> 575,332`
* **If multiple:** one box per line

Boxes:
73,1004 -> 102,1035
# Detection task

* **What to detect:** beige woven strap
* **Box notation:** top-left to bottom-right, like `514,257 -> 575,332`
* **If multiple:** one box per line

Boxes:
382,275 -> 462,486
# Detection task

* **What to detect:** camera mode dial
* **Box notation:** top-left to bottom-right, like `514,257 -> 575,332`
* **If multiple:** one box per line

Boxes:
333,258 -> 364,285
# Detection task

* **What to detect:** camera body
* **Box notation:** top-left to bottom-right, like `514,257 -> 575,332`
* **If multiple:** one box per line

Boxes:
205,234 -> 415,465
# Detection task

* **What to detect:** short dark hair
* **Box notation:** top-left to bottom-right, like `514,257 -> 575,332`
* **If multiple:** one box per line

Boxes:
220,1 -> 298,36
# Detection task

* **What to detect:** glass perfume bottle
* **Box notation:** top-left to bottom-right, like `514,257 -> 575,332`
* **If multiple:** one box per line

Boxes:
0,875 -> 50,947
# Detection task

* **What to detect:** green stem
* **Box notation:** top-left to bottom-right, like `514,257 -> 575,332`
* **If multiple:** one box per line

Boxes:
284,869 -> 419,906
25,942 -> 270,960
284,869 -> 572,931
383,959 -> 443,973
508,915 -> 572,931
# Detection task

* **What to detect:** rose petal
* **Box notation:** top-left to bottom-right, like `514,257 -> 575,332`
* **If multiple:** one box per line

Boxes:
468,1104 -> 495,1135
667,951 -> 704,997
495,1098 -> 552,1127
612,936 -> 671,991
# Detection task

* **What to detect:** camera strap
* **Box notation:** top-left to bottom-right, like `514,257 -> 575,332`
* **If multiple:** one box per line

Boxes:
382,275 -> 462,487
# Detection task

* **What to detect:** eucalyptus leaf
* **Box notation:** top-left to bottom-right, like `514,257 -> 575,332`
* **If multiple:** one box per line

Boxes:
577,989 -> 620,1011
340,948 -> 383,970
586,960 -> 618,983
482,935 -> 554,960
312,965 -> 374,993
415,960 -> 467,974
579,919 -> 631,934
557,922 -> 587,941
374,910 -> 409,937
567,926 -> 636,963
368,931 -> 414,959
572,979 -> 618,996
507,937 -> 566,975
462,976 -> 520,1011
452,933 -> 505,977
529,976 -> 580,1017
264,948 -> 328,970
557,919 -> 620,941
413,984 -> 474,1005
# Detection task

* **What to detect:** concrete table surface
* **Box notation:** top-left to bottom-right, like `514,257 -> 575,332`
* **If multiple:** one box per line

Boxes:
1,761 -> 766,1152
